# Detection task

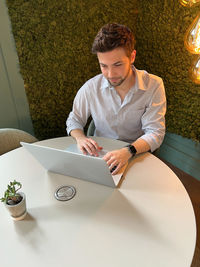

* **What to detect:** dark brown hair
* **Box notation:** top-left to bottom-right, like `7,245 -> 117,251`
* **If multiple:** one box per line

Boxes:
91,23 -> 136,57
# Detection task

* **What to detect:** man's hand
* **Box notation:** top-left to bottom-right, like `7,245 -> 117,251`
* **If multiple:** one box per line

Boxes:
70,129 -> 102,156
76,136 -> 102,156
103,147 -> 132,175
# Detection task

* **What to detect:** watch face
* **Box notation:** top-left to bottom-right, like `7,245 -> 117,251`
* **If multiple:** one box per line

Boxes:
126,145 -> 137,156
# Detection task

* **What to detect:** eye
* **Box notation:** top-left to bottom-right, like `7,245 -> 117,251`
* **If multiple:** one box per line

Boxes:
100,64 -> 107,68
114,63 -> 122,67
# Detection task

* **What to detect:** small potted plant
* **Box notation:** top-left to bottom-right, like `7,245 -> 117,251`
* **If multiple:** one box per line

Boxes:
1,180 -> 27,220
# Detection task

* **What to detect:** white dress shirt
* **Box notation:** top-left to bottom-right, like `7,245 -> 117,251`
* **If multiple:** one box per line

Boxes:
66,66 -> 166,152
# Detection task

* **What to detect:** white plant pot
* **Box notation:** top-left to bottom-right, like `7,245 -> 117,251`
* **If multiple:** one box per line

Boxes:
5,192 -> 27,221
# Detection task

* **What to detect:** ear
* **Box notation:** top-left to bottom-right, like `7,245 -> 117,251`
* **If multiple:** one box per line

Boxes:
130,50 -> 136,64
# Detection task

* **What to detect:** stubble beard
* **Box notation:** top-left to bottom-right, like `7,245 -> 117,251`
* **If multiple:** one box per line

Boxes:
107,67 -> 132,88
108,77 -> 126,87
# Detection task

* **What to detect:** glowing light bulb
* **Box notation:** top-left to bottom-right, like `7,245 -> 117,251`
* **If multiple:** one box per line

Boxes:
189,55 -> 200,84
184,12 -> 200,54
179,0 -> 200,7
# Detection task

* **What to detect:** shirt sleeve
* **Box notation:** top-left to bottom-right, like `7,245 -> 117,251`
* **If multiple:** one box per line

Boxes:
139,79 -> 166,152
66,83 -> 91,135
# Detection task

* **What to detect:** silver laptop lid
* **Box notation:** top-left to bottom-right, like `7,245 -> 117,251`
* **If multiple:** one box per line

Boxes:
21,142 -> 122,188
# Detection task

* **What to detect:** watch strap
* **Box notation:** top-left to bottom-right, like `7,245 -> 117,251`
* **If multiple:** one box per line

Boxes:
125,144 -> 137,158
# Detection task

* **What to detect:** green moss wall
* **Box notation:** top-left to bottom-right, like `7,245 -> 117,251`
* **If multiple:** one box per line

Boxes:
135,0 -> 200,141
6,0 -> 200,141
6,0 -> 138,140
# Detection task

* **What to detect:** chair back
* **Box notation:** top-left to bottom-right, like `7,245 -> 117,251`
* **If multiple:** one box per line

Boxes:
87,120 -> 95,136
0,128 -> 38,155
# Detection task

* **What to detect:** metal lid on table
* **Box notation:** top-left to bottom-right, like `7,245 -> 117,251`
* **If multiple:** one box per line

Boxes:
55,185 -> 76,201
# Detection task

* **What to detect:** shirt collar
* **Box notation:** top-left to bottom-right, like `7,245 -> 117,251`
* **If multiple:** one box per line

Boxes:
100,76 -> 113,91
132,65 -> 148,91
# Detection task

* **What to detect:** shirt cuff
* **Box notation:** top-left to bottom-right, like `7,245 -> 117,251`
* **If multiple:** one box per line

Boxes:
66,125 -> 83,136
139,132 -> 165,152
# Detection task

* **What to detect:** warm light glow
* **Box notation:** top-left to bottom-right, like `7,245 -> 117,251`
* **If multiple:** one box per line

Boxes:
179,0 -> 200,7
184,13 -> 200,54
189,56 -> 200,84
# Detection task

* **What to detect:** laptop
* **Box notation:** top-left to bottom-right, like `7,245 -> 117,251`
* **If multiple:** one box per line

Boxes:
20,142 -> 128,188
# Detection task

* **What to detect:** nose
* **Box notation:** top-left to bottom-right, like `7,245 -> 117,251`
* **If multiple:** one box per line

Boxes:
107,67 -> 115,78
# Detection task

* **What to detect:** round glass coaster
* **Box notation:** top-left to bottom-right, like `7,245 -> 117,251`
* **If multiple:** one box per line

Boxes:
55,185 -> 76,201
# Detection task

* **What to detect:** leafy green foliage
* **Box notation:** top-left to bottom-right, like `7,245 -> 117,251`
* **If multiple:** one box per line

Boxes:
135,0 -> 200,142
6,0 -> 138,140
5,0 -> 200,141
1,180 -> 22,204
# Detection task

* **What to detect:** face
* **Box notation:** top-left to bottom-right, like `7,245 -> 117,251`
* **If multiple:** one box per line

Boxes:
97,47 -> 136,87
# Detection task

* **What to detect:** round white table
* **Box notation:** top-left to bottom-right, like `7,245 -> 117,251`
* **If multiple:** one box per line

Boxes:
0,137 -> 196,267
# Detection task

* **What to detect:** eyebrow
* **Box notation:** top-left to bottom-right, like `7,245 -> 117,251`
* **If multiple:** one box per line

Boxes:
99,61 -> 123,66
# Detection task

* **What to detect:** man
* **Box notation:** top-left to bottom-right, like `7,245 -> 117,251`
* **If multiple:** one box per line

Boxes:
66,23 -> 166,175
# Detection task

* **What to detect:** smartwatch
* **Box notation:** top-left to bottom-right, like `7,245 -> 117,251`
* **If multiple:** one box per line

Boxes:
125,144 -> 137,158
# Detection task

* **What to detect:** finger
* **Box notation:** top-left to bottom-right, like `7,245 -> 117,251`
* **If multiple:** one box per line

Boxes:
108,159 -> 118,169
110,165 -> 117,173
107,158 -> 118,167
80,147 -> 87,155
78,142 -> 94,155
84,143 -> 97,155
111,163 -> 123,175
103,152 -> 112,161
102,154 -> 117,169
84,140 -> 101,156
88,139 -> 103,151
